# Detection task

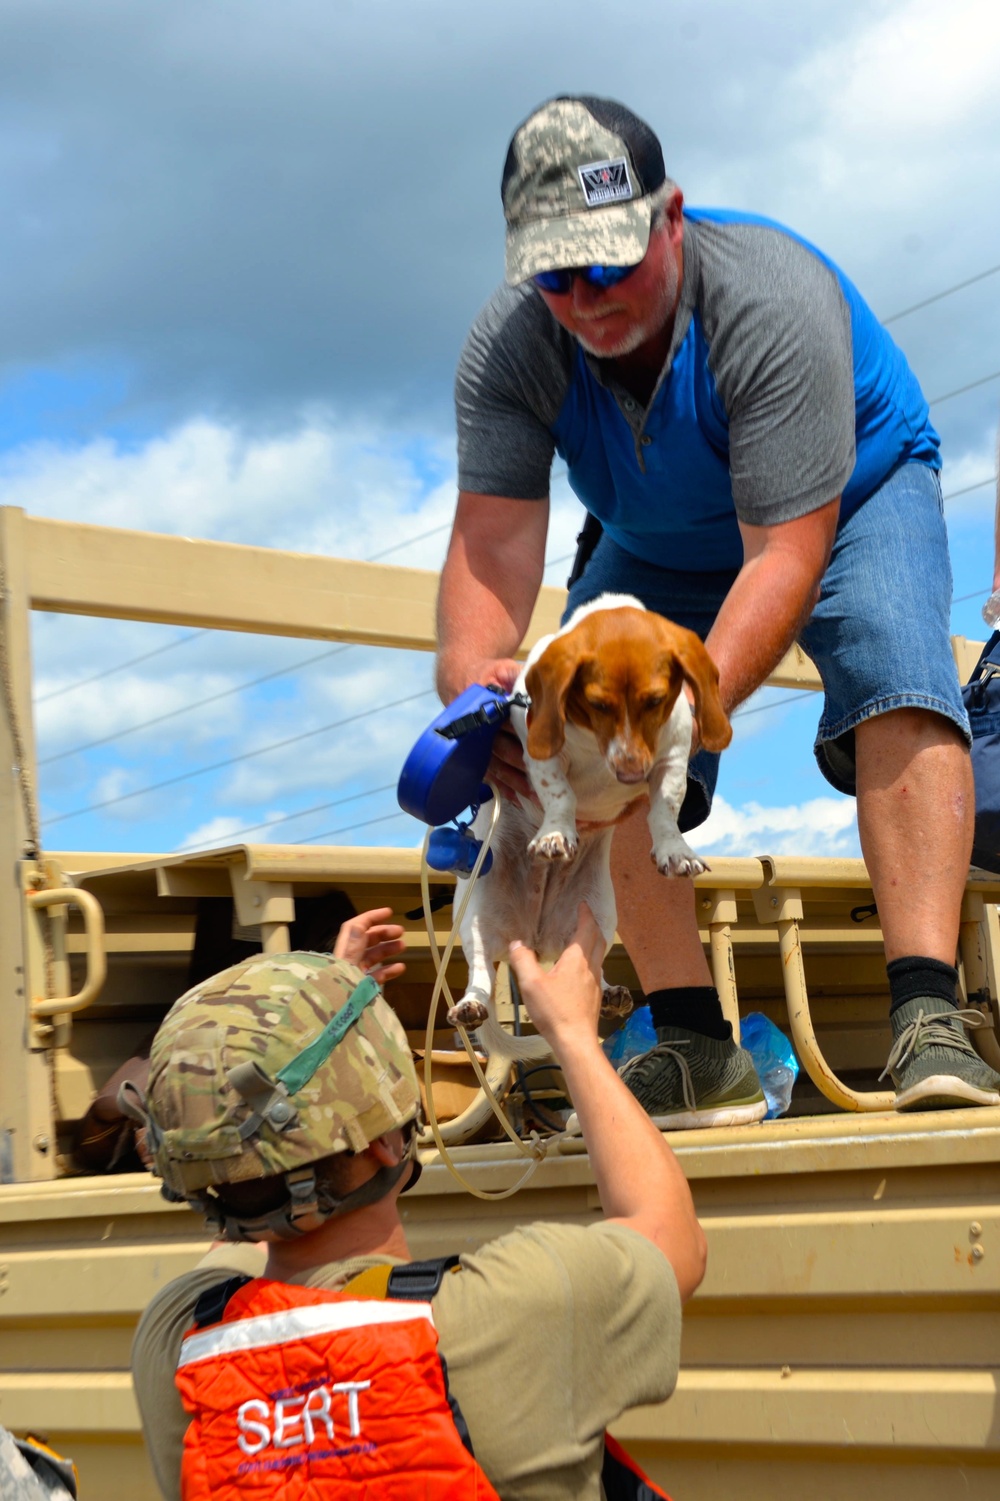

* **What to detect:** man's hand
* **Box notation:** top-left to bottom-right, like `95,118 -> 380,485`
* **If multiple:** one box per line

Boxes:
333,907 -> 406,984
437,654 -> 521,706
508,904 -> 605,1052
489,723 -> 533,802
438,653 -> 535,803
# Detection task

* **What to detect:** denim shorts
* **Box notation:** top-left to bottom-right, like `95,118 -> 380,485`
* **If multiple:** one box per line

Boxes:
564,460 -> 970,831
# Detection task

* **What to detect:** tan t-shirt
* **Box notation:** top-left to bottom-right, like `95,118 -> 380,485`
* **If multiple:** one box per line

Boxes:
131,1220 -> 680,1501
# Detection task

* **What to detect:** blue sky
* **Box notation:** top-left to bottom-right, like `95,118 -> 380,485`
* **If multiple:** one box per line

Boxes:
3,0 -> 999,863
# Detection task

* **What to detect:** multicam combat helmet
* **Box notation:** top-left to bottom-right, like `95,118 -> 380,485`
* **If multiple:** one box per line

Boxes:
131,951 -> 422,1241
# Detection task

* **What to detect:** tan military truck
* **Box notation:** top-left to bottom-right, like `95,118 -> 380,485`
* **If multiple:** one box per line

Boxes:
1,506 -> 998,1499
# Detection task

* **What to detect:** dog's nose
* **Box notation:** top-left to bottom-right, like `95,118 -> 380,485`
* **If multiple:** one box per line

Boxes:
614,765 -> 647,785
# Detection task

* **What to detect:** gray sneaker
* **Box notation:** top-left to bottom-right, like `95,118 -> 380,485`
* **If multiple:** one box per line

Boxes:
620,1025 -> 767,1129
881,997 -> 1000,1111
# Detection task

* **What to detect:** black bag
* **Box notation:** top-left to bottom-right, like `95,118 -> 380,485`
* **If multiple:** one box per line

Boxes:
963,629 -> 1000,873
566,512 -> 603,590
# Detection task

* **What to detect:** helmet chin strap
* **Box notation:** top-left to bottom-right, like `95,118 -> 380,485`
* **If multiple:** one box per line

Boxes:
196,1124 -> 421,1243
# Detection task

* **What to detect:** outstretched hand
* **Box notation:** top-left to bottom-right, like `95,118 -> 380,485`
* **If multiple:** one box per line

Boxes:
507,903 -> 605,1053
333,907 -> 406,984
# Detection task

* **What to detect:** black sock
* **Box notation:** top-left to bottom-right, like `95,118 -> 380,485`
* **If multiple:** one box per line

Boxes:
886,956 -> 958,1016
646,986 -> 731,1041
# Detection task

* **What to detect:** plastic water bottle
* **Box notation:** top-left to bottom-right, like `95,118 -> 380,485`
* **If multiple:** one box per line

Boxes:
740,1012 -> 800,1119
983,590 -> 1000,630
603,1005 -> 657,1066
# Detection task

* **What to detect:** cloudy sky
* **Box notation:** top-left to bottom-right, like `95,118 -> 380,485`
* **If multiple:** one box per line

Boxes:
3,0 -> 999,862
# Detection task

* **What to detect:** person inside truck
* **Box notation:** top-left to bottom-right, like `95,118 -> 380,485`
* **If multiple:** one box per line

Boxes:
436,93 -> 1000,1124
129,903 -> 705,1500
71,890 -> 361,1176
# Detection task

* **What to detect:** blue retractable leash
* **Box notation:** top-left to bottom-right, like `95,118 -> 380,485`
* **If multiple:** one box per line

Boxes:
398,686 -> 549,1199
397,684 -> 529,875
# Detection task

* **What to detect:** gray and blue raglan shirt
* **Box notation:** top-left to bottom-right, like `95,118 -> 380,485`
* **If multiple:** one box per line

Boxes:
455,210 -> 940,573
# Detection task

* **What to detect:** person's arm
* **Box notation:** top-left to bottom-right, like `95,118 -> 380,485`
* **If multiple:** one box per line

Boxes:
332,906 -> 407,984
72,1038 -> 155,1172
507,905 -> 707,1302
436,491 -> 549,797
436,491 -> 549,700
701,497 -> 840,729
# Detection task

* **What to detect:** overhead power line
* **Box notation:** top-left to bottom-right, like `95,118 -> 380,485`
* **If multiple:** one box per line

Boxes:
43,687 -> 436,827
40,644 -> 353,767
366,523 -> 451,561
943,474 -> 997,502
882,261 -> 1000,326
173,781 -> 397,854
732,692 -> 806,721
300,809 -> 412,845
35,630 -> 209,704
929,370 -> 1000,407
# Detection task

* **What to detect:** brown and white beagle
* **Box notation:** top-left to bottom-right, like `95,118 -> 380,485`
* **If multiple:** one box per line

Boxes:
448,593 -> 732,1059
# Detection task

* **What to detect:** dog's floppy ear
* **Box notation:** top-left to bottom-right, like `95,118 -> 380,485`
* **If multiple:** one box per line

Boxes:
525,637 -> 587,760
663,625 -> 733,753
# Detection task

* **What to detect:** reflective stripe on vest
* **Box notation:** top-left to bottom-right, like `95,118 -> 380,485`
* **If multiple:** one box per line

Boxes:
175,1277 -> 501,1500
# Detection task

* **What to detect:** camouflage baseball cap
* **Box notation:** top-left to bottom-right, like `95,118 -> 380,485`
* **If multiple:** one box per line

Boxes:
501,95 -> 668,285
145,951 -> 421,1197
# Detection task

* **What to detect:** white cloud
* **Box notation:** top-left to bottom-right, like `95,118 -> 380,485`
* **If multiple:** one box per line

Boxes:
698,793 -> 860,858
796,0 -> 1000,150
766,0 -> 1000,233
20,414 -> 582,838
2,410 -> 592,587
175,813 -> 262,853
0,415 -> 458,561
36,669 -> 250,757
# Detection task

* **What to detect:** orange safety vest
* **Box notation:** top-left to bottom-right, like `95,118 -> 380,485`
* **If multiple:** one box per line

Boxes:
176,1259 -> 670,1501
175,1270 -> 501,1499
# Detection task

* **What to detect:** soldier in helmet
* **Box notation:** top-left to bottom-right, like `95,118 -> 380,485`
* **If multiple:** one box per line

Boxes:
130,904 -> 705,1500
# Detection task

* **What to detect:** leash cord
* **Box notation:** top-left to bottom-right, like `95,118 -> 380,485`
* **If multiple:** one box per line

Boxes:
420,801 -> 547,1200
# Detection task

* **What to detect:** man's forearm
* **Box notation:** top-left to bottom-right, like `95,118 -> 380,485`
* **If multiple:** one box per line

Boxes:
435,492 -> 549,702
436,562 -> 528,698
705,499 -> 839,717
706,547 -> 822,714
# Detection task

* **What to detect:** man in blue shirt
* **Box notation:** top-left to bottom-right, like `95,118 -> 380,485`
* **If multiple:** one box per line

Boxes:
436,94 -> 1000,1120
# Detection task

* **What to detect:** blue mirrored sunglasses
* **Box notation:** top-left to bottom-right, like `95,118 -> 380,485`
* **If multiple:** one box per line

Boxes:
532,263 -> 638,294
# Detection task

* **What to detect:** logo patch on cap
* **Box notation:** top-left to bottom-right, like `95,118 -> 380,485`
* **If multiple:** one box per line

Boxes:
578,157 -> 633,208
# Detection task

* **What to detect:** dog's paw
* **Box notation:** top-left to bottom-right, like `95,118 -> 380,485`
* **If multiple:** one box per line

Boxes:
528,829 -> 578,863
600,984 -> 634,1020
446,997 -> 490,1029
652,843 -> 708,878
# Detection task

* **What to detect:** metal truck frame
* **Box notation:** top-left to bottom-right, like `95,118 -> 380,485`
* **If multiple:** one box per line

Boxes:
1,506 -> 998,1499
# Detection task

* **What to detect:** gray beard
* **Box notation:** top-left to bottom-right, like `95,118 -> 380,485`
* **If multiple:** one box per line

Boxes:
574,254 -> 679,360
575,319 -> 654,359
